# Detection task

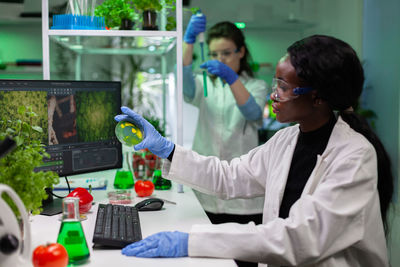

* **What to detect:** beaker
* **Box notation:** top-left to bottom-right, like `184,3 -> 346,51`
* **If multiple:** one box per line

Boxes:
114,169 -> 134,189
145,152 -> 160,178
57,197 -> 90,264
132,151 -> 146,180
152,169 -> 172,190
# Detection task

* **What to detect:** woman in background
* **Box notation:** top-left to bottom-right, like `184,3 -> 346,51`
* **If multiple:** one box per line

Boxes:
183,15 -> 268,230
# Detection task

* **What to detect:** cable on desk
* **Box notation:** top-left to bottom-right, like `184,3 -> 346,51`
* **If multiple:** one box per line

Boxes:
48,176 -> 71,198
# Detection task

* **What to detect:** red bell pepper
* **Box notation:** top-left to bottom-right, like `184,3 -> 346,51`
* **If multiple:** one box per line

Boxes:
67,187 -> 93,214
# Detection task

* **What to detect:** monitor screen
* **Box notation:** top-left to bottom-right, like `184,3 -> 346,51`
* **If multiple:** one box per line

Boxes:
0,79 -> 122,177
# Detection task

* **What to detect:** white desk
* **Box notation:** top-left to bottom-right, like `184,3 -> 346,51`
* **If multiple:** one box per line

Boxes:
30,170 -> 236,267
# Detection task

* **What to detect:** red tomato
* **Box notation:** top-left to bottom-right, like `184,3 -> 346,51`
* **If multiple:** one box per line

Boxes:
67,187 -> 93,213
134,180 -> 154,197
32,243 -> 68,267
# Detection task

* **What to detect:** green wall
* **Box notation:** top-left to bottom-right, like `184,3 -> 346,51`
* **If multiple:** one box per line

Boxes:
363,0 -> 400,265
0,22 -> 43,79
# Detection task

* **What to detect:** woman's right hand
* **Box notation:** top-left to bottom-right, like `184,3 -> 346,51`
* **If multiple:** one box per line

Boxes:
114,107 -> 174,159
183,14 -> 206,44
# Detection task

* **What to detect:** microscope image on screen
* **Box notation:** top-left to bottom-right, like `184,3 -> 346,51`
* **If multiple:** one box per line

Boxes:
0,79 -> 123,177
75,91 -> 119,143
48,95 -> 77,145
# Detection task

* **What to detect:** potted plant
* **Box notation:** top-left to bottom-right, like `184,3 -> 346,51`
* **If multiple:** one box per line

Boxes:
95,0 -> 138,30
133,0 -> 163,30
0,106 -> 59,215
133,0 -> 177,30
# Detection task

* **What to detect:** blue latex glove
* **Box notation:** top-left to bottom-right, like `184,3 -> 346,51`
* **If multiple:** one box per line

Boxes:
184,14 -> 206,44
200,60 -> 239,85
114,106 -> 174,159
121,231 -> 189,258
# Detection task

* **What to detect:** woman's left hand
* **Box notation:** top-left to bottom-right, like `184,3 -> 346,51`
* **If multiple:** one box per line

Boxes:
121,231 -> 189,258
200,60 -> 238,85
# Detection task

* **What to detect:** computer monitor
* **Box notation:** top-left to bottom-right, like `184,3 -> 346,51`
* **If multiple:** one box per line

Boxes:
0,79 -> 122,214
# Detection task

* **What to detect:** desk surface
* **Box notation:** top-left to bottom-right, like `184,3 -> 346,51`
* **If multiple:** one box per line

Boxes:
30,170 -> 236,267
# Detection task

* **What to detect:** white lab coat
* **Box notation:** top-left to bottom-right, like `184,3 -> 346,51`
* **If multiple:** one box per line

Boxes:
187,71 -> 267,214
163,117 -> 388,267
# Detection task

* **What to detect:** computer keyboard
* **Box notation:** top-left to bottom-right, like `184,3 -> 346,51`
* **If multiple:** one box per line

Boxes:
92,203 -> 142,248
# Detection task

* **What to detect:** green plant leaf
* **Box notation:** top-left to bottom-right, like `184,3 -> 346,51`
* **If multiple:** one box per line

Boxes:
6,128 -> 15,136
17,106 -> 25,115
32,126 -> 43,133
134,0 -> 163,12
0,105 -> 59,216
95,0 -> 136,28
28,111 -> 37,117
190,7 -> 200,14
14,136 -> 24,146
21,122 -> 30,134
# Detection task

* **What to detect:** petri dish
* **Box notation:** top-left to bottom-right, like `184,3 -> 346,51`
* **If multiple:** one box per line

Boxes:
108,190 -> 132,205
115,120 -> 143,147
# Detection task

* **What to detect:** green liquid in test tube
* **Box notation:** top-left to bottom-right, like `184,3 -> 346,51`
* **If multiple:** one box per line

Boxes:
57,197 -> 90,264
202,68 -> 208,97
197,11 -> 207,97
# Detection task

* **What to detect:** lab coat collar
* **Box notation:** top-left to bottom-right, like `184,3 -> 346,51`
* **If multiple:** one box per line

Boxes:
301,116 -> 352,195
277,130 -> 300,206
320,116 -> 351,157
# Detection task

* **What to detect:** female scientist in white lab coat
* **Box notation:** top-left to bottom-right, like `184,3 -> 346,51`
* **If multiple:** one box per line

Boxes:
115,35 -> 394,267
183,16 -> 267,226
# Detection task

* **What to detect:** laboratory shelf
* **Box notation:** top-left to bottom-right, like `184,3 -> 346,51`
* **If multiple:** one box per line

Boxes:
41,0 -> 185,194
41,0 -> 183,80
48,29 -> 178,38
50,35 -> 177,56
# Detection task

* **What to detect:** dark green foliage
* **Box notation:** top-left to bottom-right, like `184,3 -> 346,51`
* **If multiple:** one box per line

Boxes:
75,91 -> 119,142
134,0 -> 162,11
0,106 -> 59,215
0,91 -> 48,144
95,0 -> 136,28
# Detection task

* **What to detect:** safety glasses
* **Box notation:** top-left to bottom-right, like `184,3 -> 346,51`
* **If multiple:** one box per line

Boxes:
207,48 -> 240,60
270,78 -> 313,102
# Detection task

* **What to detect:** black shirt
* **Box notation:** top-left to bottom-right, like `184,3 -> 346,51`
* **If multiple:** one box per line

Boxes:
279,114 -> 337,219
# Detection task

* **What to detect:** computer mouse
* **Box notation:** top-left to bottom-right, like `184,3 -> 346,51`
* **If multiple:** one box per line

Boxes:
135,198 -> 164,211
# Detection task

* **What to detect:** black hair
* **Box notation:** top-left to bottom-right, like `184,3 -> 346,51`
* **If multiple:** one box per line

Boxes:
206,21 -> 254,77
287,35 -> 394,235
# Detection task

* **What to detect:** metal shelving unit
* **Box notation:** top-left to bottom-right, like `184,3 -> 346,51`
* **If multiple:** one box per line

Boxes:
47,35 -> 177,80
41,0 -> 184,191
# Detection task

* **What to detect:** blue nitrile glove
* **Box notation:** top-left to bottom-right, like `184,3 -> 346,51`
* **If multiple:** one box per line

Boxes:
184,14 -> 206,44
114,106 -> 174,159
121,231 -> 189,258
200,60 -> 239,85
